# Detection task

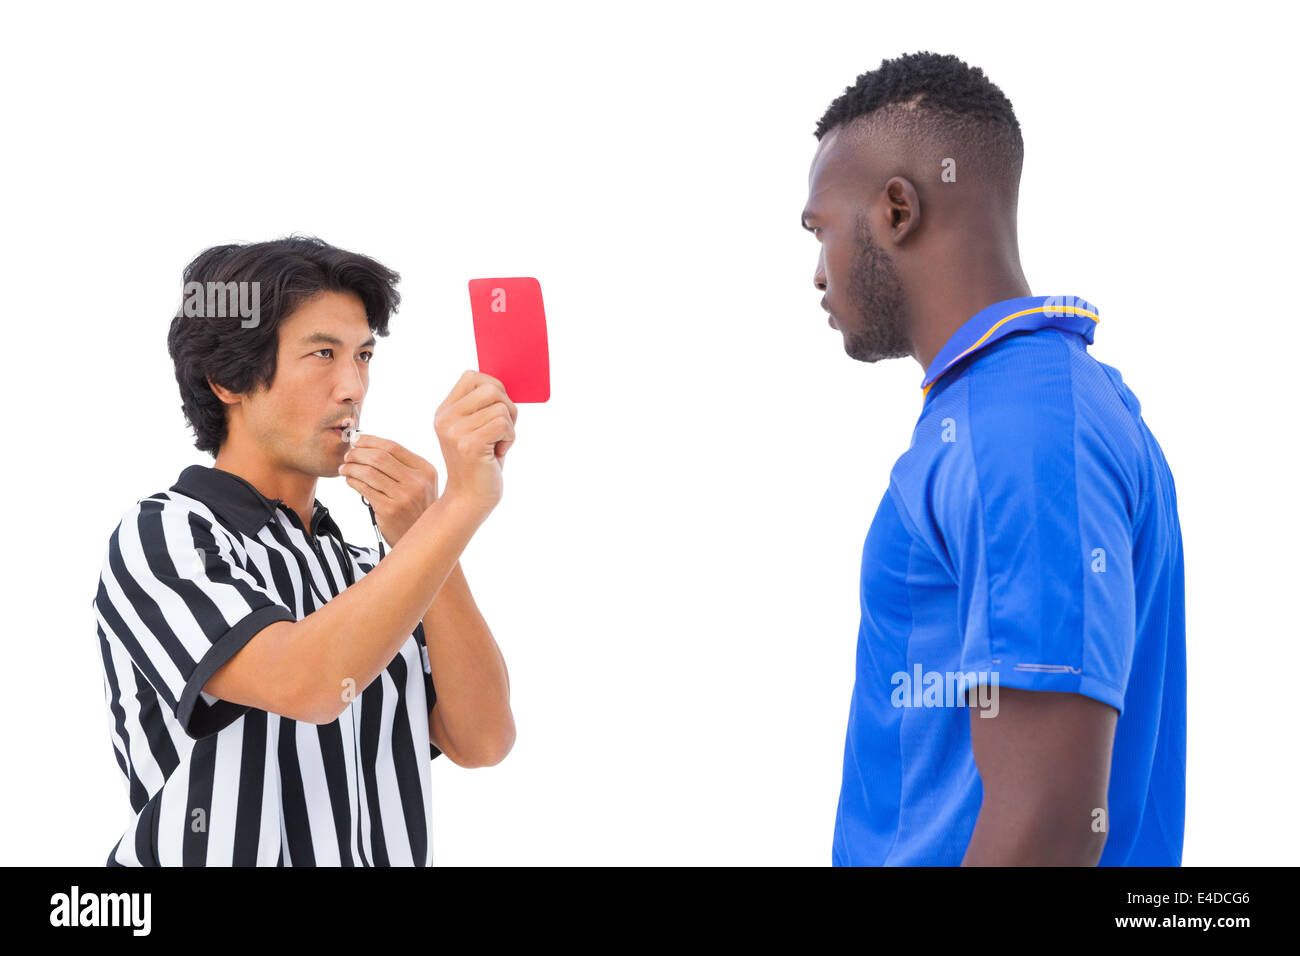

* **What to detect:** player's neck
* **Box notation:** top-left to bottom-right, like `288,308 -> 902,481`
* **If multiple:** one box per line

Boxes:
909,263 -> 1031,372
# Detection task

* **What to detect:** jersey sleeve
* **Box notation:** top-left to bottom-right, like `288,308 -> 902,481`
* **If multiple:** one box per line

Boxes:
93,497 -> 296,739
931,392 -> 1139,715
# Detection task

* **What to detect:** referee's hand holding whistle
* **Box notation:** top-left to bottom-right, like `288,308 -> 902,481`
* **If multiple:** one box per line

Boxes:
338,371 -> 517,543
338,439 -> 439,547
433,369 -> 518,516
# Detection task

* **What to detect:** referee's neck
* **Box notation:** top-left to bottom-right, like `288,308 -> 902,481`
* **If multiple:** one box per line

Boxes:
212,443 -> 318,531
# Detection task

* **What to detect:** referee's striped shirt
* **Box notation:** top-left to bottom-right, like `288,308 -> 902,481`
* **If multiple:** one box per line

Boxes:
92,463 -> 441,866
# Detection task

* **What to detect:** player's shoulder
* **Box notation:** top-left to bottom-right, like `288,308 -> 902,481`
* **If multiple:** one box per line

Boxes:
904,334 -> 1102,485
911,333 -> 1071,442
970,330 -> 1141,416
967,330 -> 1078,413
905,349 -> 1071,474
947,331 -> 1139,450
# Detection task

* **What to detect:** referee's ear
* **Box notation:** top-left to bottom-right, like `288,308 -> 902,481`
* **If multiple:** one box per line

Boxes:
206,375 -> 241,405
883,175 -> 921,244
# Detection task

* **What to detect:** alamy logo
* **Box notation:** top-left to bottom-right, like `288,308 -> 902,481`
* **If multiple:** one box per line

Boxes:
175,280 -> 261,328
890,664 -> 1000,717
1042,294 -> 1094,319
49,885 -> 151,936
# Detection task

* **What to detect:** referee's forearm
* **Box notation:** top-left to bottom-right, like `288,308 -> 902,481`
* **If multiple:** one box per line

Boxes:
421,562 -> 514,764
295,494 -> 486,722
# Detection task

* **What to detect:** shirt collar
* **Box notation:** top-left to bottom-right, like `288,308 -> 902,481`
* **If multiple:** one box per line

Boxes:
170,464 -> 343,540
920,294 -> 1100,397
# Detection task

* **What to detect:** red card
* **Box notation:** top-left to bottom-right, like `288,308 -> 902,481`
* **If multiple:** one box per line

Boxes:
467,277 -> 551,403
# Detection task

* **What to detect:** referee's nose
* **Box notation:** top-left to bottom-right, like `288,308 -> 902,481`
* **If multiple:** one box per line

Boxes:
335,359 -> 367,413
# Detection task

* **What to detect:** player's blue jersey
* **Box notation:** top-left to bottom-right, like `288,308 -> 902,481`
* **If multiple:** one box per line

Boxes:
832,296 -> 1186,866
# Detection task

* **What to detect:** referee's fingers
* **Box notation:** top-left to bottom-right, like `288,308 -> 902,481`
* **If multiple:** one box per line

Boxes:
451,379 -> 518,422
441,369 -> 484,408
349,433 -> 424,473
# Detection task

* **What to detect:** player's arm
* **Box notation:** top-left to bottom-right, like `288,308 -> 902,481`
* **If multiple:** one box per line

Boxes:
962,686 -> 1118,866
422,560 -> 514,767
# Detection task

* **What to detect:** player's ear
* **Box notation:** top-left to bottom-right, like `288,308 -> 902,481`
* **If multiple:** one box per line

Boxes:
883,175 -> 920,244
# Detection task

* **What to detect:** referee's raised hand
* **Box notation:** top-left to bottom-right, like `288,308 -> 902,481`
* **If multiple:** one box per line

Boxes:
434,370 -> 518,515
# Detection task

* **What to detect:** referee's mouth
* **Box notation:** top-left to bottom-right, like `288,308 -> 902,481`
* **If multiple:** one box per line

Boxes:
328,407 -> 359,443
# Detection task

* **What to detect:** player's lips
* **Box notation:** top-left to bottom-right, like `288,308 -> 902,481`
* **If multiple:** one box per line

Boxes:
821,301 -> 836,328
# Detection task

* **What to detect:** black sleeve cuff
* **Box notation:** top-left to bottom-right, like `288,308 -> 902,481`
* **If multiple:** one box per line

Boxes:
177,603 -> 297,739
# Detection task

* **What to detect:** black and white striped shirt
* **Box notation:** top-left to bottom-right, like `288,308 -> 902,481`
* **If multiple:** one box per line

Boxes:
92,464 -> 441,866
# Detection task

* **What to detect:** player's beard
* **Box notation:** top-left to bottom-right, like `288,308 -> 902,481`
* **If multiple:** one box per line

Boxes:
841,216 -> 912,363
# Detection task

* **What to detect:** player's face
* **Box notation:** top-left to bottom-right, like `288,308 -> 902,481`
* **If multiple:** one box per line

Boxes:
803,130 -> 912,363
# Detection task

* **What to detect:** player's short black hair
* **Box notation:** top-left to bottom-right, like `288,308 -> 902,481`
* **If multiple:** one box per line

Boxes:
167,235 -> 401,456
815,51 -> 1023,181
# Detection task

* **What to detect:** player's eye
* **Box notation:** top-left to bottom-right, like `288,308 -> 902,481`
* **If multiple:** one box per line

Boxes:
360,351 -> 373,363
314,348 -> 333,359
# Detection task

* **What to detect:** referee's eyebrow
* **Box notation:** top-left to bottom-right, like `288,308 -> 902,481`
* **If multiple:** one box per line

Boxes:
300,331 -> 377,349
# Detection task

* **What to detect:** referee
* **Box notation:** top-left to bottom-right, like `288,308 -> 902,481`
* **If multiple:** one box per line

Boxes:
92,237 -> 517,865
803,54 -> 1186,865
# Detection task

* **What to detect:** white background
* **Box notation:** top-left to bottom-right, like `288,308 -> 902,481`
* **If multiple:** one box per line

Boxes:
1,0 -> 1295,866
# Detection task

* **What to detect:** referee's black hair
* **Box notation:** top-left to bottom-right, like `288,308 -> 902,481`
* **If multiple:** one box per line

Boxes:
815,51 -> 1023,184
167,235 -> 401,456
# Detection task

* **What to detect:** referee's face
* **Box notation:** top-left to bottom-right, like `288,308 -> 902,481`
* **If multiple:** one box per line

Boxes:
803,127 -> 912,363
246,290 -> 373,476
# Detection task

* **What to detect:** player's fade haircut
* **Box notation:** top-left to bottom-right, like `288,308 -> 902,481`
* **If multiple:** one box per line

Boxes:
167,235 -> 401,456
815,51 -> 1024,189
